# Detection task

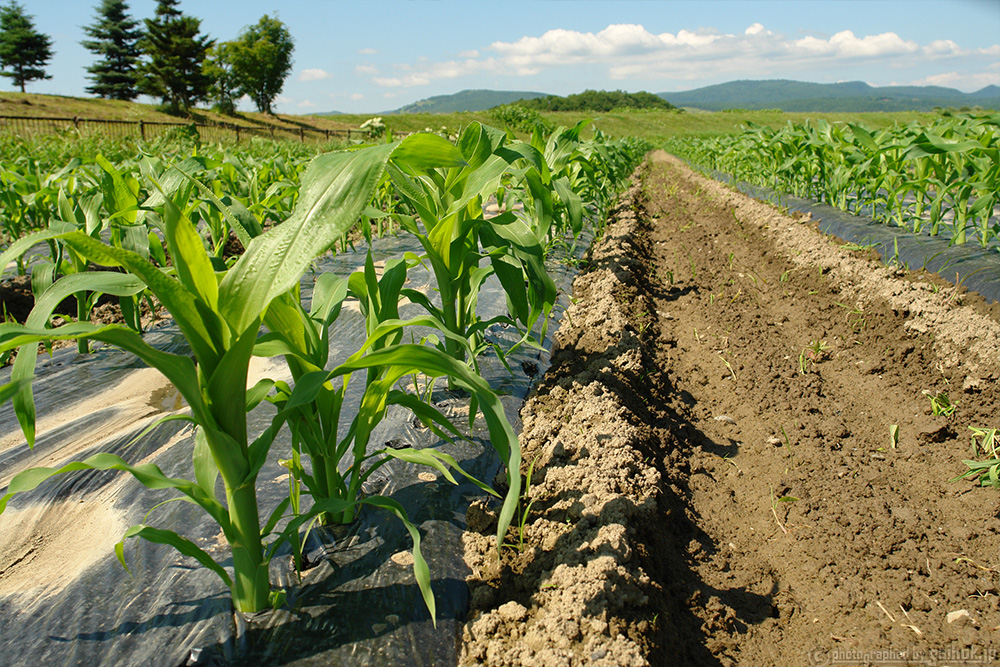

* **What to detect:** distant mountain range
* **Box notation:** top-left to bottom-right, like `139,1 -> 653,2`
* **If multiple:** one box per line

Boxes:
314,81 -> 999,116
389,89 -> 547,114
656,79 -> 1000,112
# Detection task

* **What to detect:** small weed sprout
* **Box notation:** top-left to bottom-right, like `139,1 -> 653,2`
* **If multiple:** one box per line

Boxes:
798,339 -> 830,374
505,452 -> 544,552
834,302 -> 867,332
769,485 -> 799,535
718,353 -> 737,380
780,425 -> 796,469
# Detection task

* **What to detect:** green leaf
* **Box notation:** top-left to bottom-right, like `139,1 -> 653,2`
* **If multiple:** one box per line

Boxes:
219,144 -> 396,333
121,523 -> 233,589
390,133 -> 467,171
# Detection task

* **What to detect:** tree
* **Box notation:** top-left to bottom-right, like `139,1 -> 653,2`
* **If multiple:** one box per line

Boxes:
81,0 -> 143,100
0,1 -> 53,93
227,15 -> 293,114
204,42 -> 239,115
138,0 -> 213,115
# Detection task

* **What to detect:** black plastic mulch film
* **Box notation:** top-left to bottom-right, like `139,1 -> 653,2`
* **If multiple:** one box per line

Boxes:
0,232 -> 590,667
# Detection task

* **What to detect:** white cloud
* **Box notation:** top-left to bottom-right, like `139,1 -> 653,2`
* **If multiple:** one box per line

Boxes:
358,48 -> 377,55
906,70 -> 1000,91
299,68 -> 331,82
357,22 -> 997,90
297,99 -> 317,108
355,64 -> 379,75
924,39 -> 963,56
350,93 -> 364,101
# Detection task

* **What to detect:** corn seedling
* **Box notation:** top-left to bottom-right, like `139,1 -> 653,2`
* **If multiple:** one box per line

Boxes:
923,390 -> 957,416
386,123 -> 557,373
951,427 -> 1000,489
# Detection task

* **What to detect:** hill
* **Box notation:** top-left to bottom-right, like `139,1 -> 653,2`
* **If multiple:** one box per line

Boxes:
658,80 -> 1000,112
389,89 -> 547,114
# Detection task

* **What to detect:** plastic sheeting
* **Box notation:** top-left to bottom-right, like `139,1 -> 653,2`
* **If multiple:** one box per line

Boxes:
705,171 -> 1000,304
0,230 -> 588,666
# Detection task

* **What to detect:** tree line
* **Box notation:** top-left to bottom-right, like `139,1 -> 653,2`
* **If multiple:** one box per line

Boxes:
514,90 -> 678,113
0,0 -> 293,116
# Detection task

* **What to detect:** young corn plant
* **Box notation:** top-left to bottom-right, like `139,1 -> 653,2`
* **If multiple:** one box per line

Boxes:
0,135 -> 498,617
386,123 -> 557,371
254,253 -> 509,530
951,427 -> 999,489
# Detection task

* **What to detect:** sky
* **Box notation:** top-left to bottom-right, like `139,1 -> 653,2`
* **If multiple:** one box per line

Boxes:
10,0 -> 1000,115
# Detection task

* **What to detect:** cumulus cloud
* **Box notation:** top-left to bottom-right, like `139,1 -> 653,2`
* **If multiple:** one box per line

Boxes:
907,70 -> 1000,91
297,99 -> 317,108
355,64 -> 379,75
359,48 -> 377,55
350,93 -> 364,101
360,22 -> 998,90
924,39 -> 963,56
299,68 -> 331,82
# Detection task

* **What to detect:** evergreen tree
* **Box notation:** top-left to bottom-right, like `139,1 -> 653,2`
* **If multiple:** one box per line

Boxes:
138,0 -> 213,114
82,0 -> 143,100
0,1 -> 54,93
228,15 -> 294,115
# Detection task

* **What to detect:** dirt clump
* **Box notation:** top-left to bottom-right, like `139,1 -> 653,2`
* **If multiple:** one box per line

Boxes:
462,180 -> 671,666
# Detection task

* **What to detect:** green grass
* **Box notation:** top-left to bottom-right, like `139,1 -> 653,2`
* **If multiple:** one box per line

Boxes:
2,92 -> 937,144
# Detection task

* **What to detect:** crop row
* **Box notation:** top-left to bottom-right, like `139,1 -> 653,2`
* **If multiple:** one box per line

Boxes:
0,123 -> 648,619
665,113 -> 1000,251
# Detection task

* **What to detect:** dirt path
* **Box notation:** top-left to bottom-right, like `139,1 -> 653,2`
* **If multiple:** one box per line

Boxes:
461,152 -> 1000,666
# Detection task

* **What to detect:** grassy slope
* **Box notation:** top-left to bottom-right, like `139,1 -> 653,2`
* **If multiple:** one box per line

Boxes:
1,92 -> 938,143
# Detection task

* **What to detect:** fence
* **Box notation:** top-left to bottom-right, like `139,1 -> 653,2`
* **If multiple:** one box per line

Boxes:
0,114 -> 363,144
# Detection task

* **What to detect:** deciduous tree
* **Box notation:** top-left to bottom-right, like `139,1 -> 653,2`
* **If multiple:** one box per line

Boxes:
204,42 -> 239,115
228,15 -> 293,115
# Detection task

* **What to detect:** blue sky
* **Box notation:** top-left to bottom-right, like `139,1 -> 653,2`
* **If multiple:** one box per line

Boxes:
12,0 -> 1000,114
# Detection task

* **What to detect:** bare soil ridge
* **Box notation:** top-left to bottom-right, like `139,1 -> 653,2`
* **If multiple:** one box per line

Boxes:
461,151 -> 1000,666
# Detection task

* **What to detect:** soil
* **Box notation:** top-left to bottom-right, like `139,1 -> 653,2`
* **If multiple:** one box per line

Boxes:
461,152 -> 1000,666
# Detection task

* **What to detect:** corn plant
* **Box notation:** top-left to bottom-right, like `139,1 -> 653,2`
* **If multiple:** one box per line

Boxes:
386,123 -> 557,369
951,427 -> 1000,489
0,134 -> 513,617
254,253 -> 509,530
666,113 -> 1000,251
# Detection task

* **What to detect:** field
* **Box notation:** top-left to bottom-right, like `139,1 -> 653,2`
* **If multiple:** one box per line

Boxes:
0,96 -> 998,665
1,91 -> 937,141
463,153 -> 1000,665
